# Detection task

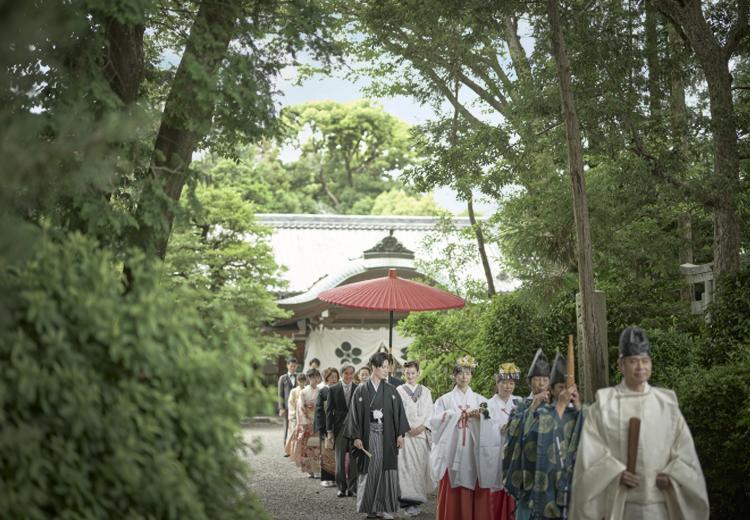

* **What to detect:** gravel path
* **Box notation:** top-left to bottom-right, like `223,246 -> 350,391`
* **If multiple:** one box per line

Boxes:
242,423 -> 437,520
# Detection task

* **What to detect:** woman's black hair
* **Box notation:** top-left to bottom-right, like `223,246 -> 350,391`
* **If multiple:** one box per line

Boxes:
452,365 -> 473,376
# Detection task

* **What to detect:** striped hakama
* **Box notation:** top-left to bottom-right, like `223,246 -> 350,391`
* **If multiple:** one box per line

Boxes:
356,423 -> 400,514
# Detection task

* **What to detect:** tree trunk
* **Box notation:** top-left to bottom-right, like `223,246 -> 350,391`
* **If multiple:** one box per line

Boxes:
467,194 -> 496,297
135,0 -> 237,259
102,16 -> 145,106
547,0 -> 608,400
653,0 -> 744,279
644,0 -> 661,115
704,59 -> 741,278
668,25 -> 695,302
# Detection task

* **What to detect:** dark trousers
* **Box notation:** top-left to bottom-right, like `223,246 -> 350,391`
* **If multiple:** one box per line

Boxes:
282,413 -> 289,447
334,428 -> 358,493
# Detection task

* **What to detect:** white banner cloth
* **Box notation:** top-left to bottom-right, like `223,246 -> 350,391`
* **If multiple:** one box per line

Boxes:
304,327 -> 413,371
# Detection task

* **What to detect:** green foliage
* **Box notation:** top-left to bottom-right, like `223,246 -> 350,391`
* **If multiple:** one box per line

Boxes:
165,184 -> 292,362
705,265 -> 750,365
197,146 -> 320,214
643,327 -> 701,389
369,188 -> 445,216
400,291 -> 575,398
0,234 -> 269,519
280,99 -> 418,213
414,215 -> 492,299
474,292 -> 575,397
672,352 -> 750,520
399,304 -> 486,398
197,100 -> 435,216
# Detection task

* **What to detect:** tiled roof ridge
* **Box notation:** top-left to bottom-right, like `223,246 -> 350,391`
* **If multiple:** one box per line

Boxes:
256,213 -> 474,230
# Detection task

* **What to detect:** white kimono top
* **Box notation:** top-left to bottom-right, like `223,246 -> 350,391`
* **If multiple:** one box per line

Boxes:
429,386 -> 503,491
486,394 -> 521,432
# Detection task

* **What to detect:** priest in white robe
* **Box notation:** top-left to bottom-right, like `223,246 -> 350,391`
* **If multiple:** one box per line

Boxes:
396,360 -> 435,517
430,355 -> 503,520
569,326 -> 709,520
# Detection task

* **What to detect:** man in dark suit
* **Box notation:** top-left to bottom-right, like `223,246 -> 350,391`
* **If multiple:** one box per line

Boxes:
326,365 -> 358,497
277,357 -> 298,454
386,354 -> 404,387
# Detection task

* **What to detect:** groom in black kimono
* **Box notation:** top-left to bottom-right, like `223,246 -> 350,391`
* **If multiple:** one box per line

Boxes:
347,352 -> 410,519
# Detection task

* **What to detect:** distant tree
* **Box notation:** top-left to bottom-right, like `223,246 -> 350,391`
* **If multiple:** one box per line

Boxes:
369,189 -> 445,216
282,100 -> 417,212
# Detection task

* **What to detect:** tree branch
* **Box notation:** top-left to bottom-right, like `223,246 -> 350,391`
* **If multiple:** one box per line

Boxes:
502,15 -> 533,84
724,0 -> 750,59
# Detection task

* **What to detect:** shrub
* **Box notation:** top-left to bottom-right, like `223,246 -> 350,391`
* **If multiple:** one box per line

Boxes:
673,351 -> 750,520
399,303 -> 485,397
705,265 -> 750,365
401,291 -> 575,399
0,234 -> 268,519
475,292 -> 575,397
646,327 -> 701,389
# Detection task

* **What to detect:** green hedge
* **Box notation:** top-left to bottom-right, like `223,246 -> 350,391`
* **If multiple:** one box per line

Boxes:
0,234 -> 268,519
673,352 -> 750,519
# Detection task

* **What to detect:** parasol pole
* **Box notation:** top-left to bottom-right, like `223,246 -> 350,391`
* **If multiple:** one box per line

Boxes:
389,310 -> 394,355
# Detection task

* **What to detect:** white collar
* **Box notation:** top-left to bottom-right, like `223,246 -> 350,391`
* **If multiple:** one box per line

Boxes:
617,381 -> 651,395
494,394 -> 516,405
451,385 -> 474,406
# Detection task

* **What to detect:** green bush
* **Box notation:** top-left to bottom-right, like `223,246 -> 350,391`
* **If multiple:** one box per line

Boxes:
645,327 -> 701,389
475,292 -> 575,397
0,234 -> 268,519
673,351 -> 750,520
400,291 -> 575,398
399,303 -> 486,397
705,265 -> 750,365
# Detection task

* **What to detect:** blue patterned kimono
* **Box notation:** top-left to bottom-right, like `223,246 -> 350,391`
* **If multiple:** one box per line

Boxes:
502,399 -> 584,519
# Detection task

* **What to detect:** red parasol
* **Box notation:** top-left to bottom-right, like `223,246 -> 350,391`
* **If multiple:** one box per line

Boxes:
318,268 -> 464,353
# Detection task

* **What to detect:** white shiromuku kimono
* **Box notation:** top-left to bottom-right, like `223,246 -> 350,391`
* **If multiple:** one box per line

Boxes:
429,386 -> 503,491
397,383 -> 435,504
569,382 -> 709,520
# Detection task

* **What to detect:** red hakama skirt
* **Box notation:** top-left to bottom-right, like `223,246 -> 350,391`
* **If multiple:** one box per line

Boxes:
436,471 -> 496,520
491,489 -> 515,520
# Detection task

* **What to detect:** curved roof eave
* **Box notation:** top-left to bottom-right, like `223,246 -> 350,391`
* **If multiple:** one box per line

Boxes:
277,257 -> 446,307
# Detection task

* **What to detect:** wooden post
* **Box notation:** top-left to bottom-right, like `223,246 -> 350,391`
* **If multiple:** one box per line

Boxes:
576,291 -> 609,402
566,334 -> 575,387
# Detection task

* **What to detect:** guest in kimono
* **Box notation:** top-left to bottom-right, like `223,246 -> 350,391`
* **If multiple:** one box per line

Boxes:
293,368 -> 322,478
315,367 -> 339,487
285,372 -> 307,458
569,327 -> 708,520
430,355 -> 504,520
346,352 -> 410,519
396,360 -> 435,517
486,362 -> 521,520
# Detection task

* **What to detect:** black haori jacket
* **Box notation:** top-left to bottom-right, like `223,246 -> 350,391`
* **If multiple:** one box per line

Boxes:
346,379 -> 410,474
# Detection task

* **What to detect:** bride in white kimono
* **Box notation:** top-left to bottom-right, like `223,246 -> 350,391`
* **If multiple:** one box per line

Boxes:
430,356 -> 503,520
396,361 -> 435,518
